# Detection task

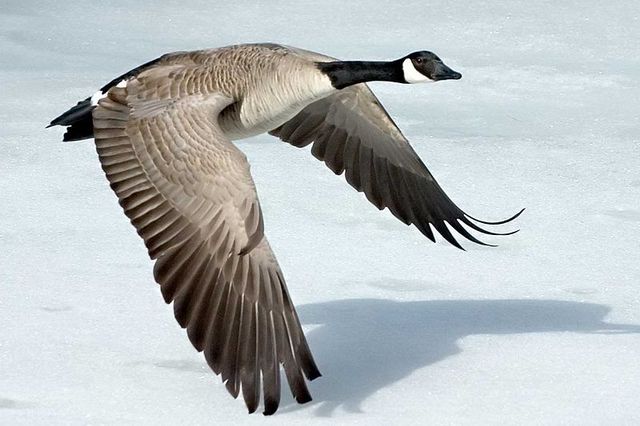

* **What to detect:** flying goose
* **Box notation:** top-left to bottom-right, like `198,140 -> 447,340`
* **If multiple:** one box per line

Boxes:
48,43 -> 522,415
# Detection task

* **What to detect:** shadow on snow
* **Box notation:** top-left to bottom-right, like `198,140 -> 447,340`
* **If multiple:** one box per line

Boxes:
282,298 -> 640,416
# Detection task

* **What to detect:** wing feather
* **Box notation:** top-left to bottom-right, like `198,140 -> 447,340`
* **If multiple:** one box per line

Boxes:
92,65 -> 319,415
270,81 -> 522,248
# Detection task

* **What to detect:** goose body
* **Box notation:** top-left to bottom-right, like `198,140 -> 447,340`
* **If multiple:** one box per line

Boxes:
48,43 -> 521,415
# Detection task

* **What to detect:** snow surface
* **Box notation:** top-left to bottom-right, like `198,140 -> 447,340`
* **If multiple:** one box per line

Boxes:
2,0 -> 640,424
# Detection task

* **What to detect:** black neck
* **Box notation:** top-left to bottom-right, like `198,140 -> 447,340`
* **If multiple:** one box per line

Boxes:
317,60 -> 405,89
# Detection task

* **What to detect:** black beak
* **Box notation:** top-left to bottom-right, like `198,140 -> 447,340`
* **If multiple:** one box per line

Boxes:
431,61 -> 462,81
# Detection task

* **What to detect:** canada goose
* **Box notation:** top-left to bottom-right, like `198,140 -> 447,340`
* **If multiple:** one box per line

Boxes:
48,43 -> 522,415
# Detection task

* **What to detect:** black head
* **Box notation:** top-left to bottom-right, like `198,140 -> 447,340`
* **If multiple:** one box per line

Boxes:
402,51 -> 462,83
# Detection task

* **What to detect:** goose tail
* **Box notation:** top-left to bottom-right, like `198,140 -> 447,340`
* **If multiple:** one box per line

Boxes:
47,97 -> 95,142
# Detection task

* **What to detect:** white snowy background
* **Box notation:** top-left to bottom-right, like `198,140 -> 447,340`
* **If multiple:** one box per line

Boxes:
2,0 -> 639,424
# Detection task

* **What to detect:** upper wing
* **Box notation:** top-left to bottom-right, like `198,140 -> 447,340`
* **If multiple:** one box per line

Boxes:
269,83 -> 522,249
92,64 -> 319,415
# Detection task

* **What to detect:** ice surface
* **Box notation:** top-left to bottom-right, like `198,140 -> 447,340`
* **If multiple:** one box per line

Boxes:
1,0 -> 639,424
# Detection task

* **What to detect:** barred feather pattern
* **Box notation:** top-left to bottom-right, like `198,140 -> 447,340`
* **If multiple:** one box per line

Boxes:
92,68 -> 320,415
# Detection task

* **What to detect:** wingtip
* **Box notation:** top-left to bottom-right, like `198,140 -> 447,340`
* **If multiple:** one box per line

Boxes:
309,371 -> 322,380
262,398 -> 279,416
444,234 -> 465,251
467,208 -> 525,226
295,393 -> 313,404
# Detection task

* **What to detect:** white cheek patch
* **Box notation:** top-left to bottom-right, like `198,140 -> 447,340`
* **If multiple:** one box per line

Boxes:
402,58 -> 432,84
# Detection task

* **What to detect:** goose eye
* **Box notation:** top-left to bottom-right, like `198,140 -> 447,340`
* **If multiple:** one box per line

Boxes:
415,58 -> 423,64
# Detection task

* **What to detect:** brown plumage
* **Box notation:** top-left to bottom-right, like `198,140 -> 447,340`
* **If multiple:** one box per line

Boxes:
49,43 -> 521,415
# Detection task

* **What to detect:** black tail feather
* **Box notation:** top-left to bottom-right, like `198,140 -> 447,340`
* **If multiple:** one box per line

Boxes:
48,97 -> 95,141
61,112 -> 94,142
48,54 -> 165,142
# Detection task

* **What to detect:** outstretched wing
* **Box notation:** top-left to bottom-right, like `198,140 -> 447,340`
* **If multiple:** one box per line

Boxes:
270,82 -> 522,249
92,64 -> 319,415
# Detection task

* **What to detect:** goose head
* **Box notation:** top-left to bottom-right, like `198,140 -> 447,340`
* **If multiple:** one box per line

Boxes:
401,51 -> 462,84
